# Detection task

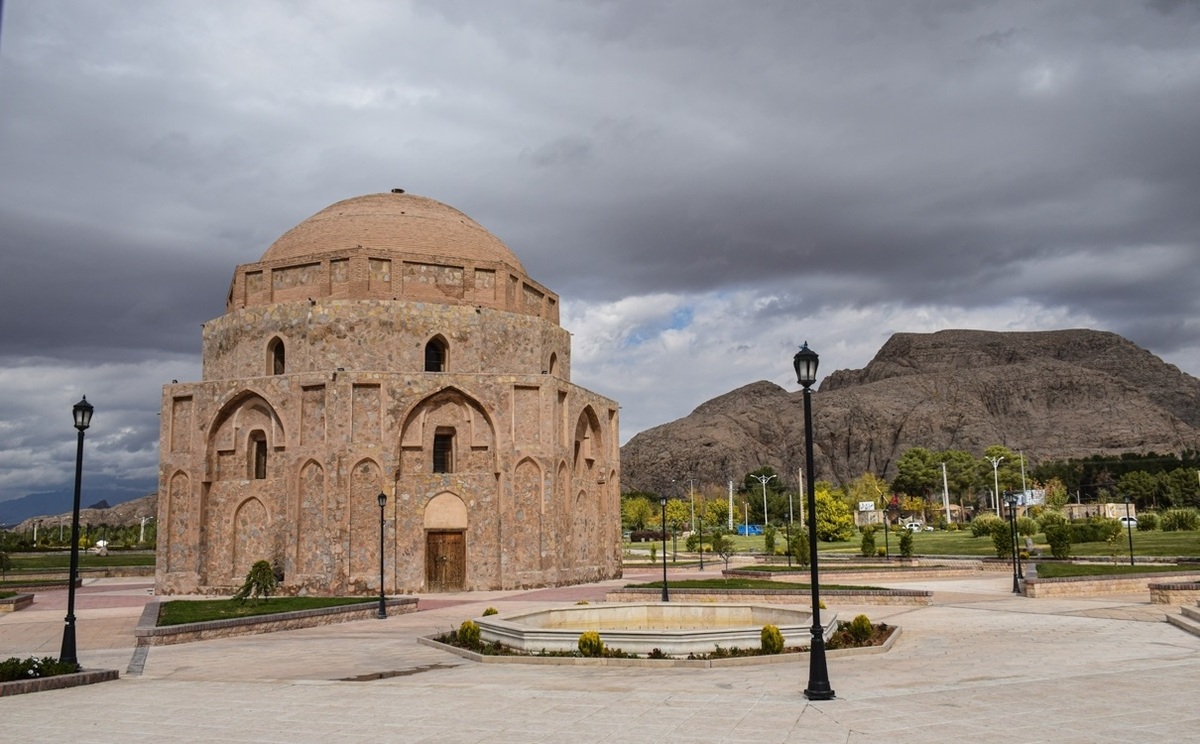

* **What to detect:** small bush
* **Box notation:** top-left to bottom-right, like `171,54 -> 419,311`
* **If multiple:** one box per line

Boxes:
859,529 -> 876,558
989,520 -> 1014,558
971,513 -> 1003,537
848,614 -> 873,644
0,656 -> 79,682
1068,518 -> 1121,544
481,607 -> 498,616
876,547 -> 886,557
630,529 -> 665,543
1037,510 -> 1067,532
760,624 -> 784,655
578,630 -> 605,657
1016,516 -> 1038,537
789,529 -> 810,568
233,559 -> 277,603
1044,523 -> 1071,559
899,530 -> 914,558
1137,513 -> 1159,531
1161,509 -> 1200,532
457,620 -> 481,647
649,544 -> 657,563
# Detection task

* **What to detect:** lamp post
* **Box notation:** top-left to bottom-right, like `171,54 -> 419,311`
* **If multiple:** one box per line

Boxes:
697,504 -> 704,571
60,396 -> 93,668
659,496 -> 669,602
754,474 -> 776,537
1123,495 -> 1135,566
988,456 -> 1004,516
376,492 -> 387,619
794,342 -> 834,700
1004,491 -> 1020,594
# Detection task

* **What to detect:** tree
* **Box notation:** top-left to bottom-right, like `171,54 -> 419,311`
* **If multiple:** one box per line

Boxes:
0,550 -> 11,580
620,494 -> 654,531
892,447 -> 941,497
814,487 -> 854,542
711,532 -> 735,569
1042,477 -> 1069,508
940,449 -> 981,515
234,560 -> 278,603
1117,471 -> 1159,510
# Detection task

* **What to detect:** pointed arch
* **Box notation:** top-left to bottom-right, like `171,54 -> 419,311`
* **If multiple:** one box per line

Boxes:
231,497 -> 270,579
572,405 -> 603,474
164,470 -> 191,573
398,386 -> 496,475
267,336 -> 286,375
296,459 -> 328,577
206,390 -> 286,482
512,457 -> 543,572
424,334 -> 449,372
348,458 -> 382,583
547,352 -> 558,376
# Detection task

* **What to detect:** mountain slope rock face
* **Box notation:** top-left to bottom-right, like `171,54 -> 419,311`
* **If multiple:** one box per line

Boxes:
621,329 -> 1200,494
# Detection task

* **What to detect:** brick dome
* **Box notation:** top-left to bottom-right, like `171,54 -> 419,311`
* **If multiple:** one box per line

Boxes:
260,191 -> 526,273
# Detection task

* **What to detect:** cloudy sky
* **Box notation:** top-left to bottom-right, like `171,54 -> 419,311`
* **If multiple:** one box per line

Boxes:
1,0 -> 1198,506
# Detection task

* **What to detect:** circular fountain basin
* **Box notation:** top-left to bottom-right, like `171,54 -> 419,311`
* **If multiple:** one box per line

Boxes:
476,603 -> 834,656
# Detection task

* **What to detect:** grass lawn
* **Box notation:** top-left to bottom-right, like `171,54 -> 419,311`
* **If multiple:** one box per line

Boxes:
625,578 -> 883,591
0,591 -> 15,599
0,579 -> 72,589
7,552 -> 156,570
1035,562 -> 1199,579
157,596 -> 375,626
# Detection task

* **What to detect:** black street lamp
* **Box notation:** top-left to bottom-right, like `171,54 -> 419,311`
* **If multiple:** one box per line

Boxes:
60,396 -> 93,668
376,491 -> 387,619
659,496 -> 669,602
793,342 -> 834,701
1123,495 -> 1135,567
1004,491 -> 1020,594
698,510 -> 704,571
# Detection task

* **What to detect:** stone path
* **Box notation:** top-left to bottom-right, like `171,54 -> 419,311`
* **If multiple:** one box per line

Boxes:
2,572 -> 1199,743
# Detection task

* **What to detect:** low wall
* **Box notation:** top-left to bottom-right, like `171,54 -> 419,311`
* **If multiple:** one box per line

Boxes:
135,597 -> 419,646
1149,582 -> 1200,605
0,669 -> 119,698
605,587 -> 931,606
1024,571 -> 1200,598
5,566 -> 153,583
0,593 -> 34,612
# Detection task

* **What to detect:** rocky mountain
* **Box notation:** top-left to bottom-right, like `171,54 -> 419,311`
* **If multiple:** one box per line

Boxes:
11,492 -> 157,533
620,329 -> 1200,495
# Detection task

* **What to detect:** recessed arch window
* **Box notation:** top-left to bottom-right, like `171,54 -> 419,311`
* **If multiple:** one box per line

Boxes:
433,428 -> 455,473
547,352 -> 558,376
249,430 -> 268,479
267,337 -> 286,375
425,336 -> 448,372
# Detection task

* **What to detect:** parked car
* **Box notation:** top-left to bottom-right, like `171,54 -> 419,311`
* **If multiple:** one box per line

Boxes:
902,522 -> 923,532
1118,516 -> 1138,527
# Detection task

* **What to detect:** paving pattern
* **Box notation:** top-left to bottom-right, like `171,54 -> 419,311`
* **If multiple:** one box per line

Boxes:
2,571 -> 1199,743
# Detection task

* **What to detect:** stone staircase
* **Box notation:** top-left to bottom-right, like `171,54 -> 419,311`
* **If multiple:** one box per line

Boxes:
1167,602 -> 1200,639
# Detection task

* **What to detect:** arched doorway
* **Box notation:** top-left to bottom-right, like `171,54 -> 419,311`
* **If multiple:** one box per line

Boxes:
424,492 -> 467,591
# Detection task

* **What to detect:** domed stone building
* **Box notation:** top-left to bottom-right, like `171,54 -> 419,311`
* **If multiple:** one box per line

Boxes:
155,191 -> 621,595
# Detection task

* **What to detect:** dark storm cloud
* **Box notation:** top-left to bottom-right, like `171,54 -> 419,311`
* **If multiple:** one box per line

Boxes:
0,0 -> 1198,501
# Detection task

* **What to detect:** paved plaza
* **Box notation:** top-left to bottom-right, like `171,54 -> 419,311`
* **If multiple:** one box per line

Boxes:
2,568 -> 1199,743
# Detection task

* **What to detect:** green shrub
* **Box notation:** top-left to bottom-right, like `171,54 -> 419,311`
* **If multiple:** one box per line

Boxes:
989,520 -> 1014,558
1044,524 -> 1071,559
789,528 -> 810,567
457,620 -> 481,647
848,614 -> 873,644
859,529 -> 876,558
876,547 -> 886,557
0,655 -> 80,682
1037,510 -> 1067,532
1016,516 -> 1038,537
763,525 -> 777,554
482,607 -> 498,617
946,522 -> 961,531
1068,518 -> 1121,543
1137,513 -> 1159,531
233,559 -> 277,603
971,514 -> 1002,537
649,544 -> 657,563
578,630 -> 605,657
760,624 -> 784,655
898,530 -> 914,558
1161,509 -> 1199,532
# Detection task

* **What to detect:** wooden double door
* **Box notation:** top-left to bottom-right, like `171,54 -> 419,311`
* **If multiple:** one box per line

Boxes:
425,530 -> 465,591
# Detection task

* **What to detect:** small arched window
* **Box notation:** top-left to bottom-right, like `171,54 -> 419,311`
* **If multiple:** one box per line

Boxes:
249,431 -> 268,479
268,338 -> 285,375
424,336 -> 448,372
547,352 -> 558,376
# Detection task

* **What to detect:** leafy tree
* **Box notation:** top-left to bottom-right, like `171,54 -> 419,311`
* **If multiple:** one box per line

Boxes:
1042,477 -> 1069,508
0,550 -> 10,579
892,447 -> 941,497
898,530 -> 914,558
621,494 -> 655,531
1162,469 -> 1200,508
860,527 -> 876,558
763,524 -> 777,554
940,449 -> 982,514
1117,471 -> 1159,510
845,473 -> 889,509
787,528 -> 810,567
814,487 -> 854,542
712,532 -> 735,569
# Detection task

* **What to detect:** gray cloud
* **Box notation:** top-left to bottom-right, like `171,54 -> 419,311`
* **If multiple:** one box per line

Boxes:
0,0 -> 1198,502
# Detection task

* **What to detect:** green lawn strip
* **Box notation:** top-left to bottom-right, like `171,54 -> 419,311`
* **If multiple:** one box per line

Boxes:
157,596 -> 374,626
0,591 -> 15,599
0,579 -> 71,589
625,578 -> 884,591
8,552 -> 156,570
1035,562 -> 1198,579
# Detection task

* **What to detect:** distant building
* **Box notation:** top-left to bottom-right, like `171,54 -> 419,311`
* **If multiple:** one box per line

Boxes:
156,192 -> 621,595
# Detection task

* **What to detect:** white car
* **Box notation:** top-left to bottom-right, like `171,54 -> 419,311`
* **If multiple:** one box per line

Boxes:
1118,516 -> 1137,527
902,522 -> 923,532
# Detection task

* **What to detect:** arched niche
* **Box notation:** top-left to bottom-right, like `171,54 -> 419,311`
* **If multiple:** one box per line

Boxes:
206,391 -> 286,482
398,387 -> 496,475
424,491 -> 468,530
